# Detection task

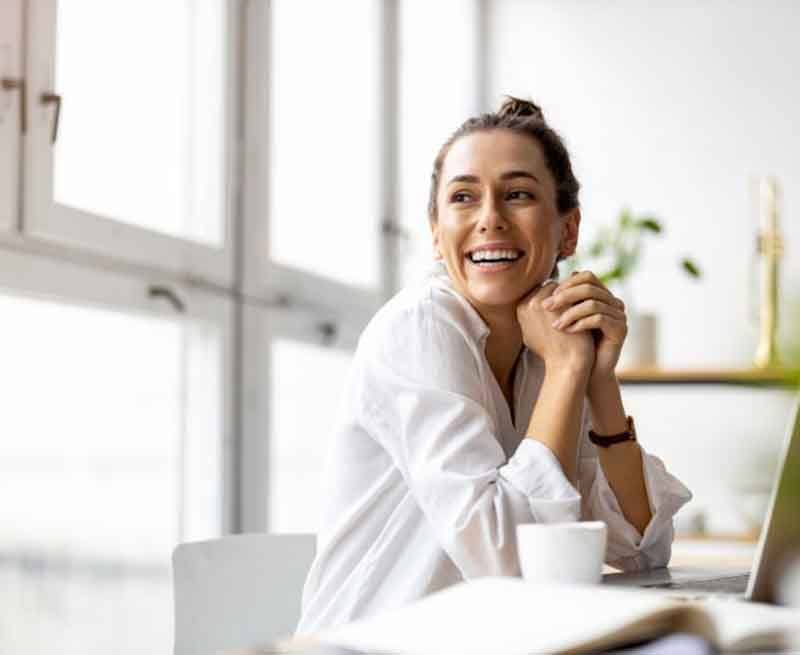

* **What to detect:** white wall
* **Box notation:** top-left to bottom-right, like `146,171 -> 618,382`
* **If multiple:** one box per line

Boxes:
488,0 -> 800,533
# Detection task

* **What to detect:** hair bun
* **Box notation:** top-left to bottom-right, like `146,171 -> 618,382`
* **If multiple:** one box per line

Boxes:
497,96 -> 545,121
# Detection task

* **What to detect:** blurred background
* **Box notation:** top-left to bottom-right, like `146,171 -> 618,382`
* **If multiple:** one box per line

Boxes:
0,0 -> 798,652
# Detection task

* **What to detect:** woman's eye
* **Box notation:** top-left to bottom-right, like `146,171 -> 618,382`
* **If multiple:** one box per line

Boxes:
451,191 -> 474,203
507,190 -> 534,201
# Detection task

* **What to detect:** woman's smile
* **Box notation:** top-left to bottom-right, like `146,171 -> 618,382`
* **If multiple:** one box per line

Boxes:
464,242 -> 527,275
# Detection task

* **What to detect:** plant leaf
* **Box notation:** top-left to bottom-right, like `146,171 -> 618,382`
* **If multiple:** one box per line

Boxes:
681,258 -> 701,278
588,241 -> 605,257
601,265 -> 625,285
638,218 -> 662,233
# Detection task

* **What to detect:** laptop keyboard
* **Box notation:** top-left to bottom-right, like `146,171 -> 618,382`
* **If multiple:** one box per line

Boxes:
644,573 -> 750,594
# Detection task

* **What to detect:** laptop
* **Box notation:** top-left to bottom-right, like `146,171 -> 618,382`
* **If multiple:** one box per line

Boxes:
604,393 -> 800,603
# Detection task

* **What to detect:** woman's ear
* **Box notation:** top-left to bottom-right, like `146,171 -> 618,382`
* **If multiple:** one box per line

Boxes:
558,208 -> 581,258
430,221 -> 443,260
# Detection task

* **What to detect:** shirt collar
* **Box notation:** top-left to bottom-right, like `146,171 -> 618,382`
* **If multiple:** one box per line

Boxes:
426,261 -> 541,373
426,260 -> 492,344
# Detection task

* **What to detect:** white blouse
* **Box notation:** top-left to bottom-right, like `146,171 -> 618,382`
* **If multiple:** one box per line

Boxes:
295,262 -> 692,635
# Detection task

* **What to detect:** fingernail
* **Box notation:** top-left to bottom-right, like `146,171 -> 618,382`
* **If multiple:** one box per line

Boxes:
551,319 -> 561,328
543,298 -> 554,309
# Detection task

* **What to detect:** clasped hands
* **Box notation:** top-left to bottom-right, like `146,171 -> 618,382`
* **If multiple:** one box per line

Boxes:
516,271 -> 627,382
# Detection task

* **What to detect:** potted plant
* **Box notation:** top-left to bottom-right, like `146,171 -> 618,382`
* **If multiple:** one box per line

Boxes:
562,206 -> 701,369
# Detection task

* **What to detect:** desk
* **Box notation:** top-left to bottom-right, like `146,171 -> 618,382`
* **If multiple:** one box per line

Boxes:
600,534 -> 758,576
232,538 -> 797,655
670,535 -> 758,570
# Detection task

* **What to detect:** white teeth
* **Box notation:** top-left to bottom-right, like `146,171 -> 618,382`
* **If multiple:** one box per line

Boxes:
468,249 -> 522,262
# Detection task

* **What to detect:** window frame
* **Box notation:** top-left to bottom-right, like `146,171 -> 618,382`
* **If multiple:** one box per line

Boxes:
239,300 -> 363,531
240,0 -> 396,320
19,0 -> 241,288
238,0 -> 404,531
0,0 -> 23,233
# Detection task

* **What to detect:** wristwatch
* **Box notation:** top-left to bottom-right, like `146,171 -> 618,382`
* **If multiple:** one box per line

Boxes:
588,415 -> 637,448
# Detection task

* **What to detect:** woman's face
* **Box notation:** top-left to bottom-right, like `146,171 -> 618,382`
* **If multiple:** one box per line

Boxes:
431,128 -> 580,315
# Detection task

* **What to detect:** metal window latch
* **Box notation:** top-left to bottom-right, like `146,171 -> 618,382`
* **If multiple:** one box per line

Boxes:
148,285 -> 186,313
1,77 -> 26,134
40,91 -> 61,144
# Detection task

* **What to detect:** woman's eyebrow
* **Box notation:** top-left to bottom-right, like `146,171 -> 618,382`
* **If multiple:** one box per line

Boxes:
446,171 -> 540,186
500,170 -> 540,183
446,174 -> 481,186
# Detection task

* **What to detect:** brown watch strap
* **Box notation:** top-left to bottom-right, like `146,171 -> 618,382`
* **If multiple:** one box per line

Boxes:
588,415 -> 637,448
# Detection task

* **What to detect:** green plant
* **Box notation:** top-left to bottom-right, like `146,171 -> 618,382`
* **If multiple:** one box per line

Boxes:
563,206 -> 702,286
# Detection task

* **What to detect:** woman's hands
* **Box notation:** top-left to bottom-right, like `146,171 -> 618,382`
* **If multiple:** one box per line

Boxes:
541,271 -> 627,380
516,280 -> 595,373
516,270 -> 627,380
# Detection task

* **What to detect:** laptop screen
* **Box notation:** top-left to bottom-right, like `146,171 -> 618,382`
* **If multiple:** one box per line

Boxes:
747,394 -> 800,604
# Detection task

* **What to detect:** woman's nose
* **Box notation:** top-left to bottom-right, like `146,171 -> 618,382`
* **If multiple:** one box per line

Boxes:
478,196 -> 509,232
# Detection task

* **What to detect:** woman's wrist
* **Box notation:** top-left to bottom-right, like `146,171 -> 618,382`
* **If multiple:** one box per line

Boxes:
587,368 -> 618,394
586,373 -> 628,435
546,357 -> 593,383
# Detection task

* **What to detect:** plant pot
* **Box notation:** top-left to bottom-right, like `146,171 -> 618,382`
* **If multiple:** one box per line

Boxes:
617,311 -> 658,370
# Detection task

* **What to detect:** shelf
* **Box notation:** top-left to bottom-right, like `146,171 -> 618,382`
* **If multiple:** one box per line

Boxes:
617,367 -> 799,387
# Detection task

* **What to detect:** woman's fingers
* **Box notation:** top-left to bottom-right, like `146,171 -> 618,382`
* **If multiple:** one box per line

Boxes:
554,270 -> 604,295
563,313 -> 627,340
543,282 -> 624,312
551,298 -> 625,330
547,270 -> 625,310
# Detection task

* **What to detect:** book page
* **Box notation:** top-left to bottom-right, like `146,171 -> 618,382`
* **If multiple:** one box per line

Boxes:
307,577 -> 694,655
692,599 -> 800,652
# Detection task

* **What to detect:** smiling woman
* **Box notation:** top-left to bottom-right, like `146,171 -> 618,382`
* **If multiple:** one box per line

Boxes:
432,130 -> 576,346
294,98 -> 692,635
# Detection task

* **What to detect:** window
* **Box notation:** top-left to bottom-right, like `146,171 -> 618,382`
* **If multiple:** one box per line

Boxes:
269,0 -> 381,291
23,0 -> 237,285
0,252 -> 232,655
268,338 -> 354,533
241,0 -> 385,321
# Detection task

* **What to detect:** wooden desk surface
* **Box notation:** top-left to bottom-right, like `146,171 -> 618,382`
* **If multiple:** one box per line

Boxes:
670,534 -> 758,569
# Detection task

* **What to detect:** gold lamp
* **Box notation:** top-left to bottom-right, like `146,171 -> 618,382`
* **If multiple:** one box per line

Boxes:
754,177 -> 784,369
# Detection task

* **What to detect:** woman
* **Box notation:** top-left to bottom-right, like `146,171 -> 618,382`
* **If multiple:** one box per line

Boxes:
295,98 -> 691,634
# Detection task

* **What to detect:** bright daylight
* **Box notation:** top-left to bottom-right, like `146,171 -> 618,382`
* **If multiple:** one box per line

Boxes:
1,1 -> 799,654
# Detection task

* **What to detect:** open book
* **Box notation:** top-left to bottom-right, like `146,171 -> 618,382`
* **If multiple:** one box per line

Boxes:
278,577 -> 800,654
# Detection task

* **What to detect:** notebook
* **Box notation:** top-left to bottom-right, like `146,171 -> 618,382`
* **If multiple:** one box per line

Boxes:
275,577 -> 800,655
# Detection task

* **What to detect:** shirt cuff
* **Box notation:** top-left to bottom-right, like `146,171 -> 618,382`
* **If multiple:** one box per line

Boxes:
500,438 -> 581,524
587,447 -> 693,556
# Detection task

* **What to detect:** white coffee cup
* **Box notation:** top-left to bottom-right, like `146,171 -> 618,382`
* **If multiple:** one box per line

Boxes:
516,521 -> 607,584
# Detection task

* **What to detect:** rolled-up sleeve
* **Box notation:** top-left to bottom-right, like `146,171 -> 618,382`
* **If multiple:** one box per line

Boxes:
578,405 -> 693,572
356,302 -> 580,578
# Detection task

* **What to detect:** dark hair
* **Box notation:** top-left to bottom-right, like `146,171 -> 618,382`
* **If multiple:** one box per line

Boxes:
427,95 -> 581,227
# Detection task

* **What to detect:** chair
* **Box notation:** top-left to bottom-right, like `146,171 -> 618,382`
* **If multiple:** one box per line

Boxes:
172,533 -> 316,655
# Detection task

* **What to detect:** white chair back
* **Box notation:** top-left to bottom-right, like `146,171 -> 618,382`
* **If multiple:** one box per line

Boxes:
172,533 -> 315,655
